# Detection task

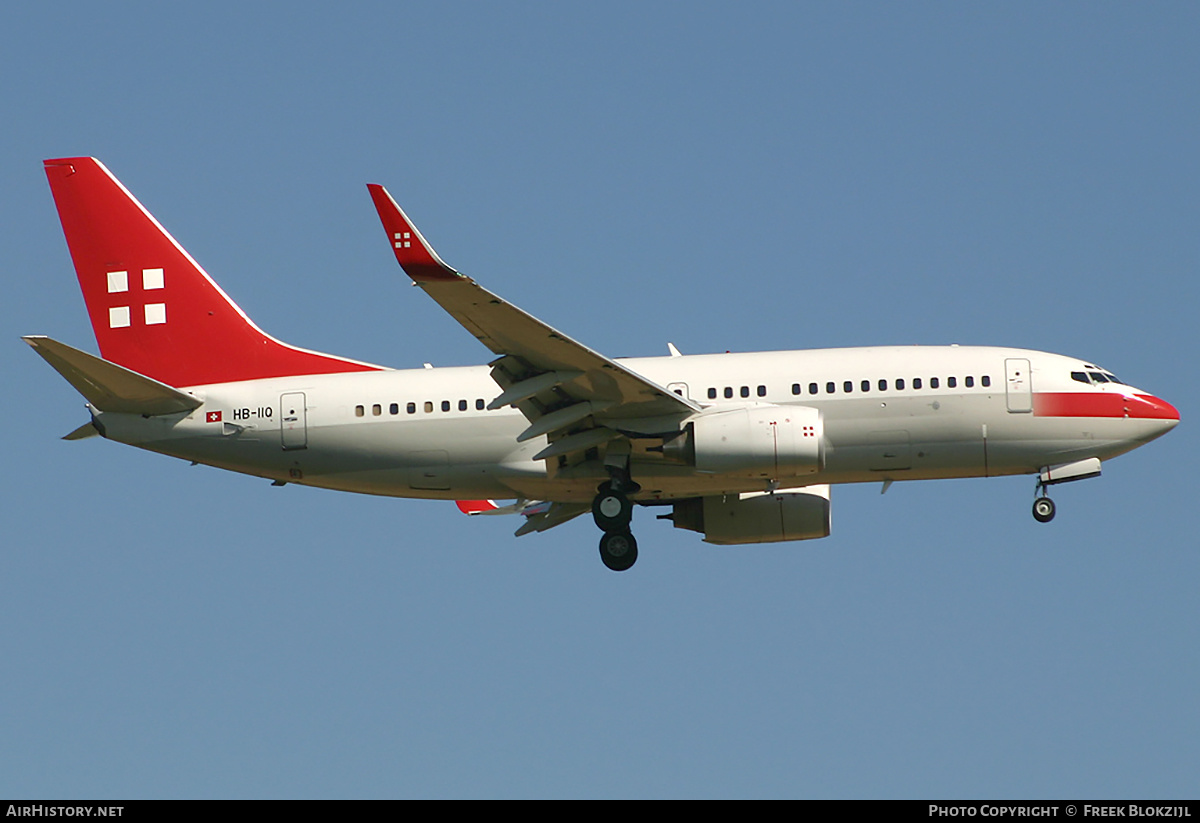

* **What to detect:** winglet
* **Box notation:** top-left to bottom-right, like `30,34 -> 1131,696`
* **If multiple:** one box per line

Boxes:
456,499 -> 500,515
366,184 -> 463,282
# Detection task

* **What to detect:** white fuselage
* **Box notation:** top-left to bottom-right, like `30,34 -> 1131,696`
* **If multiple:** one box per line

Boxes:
90,345 -> 1177,504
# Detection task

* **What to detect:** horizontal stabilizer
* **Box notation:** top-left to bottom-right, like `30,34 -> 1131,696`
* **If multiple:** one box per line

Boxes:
513,502 -> 589,536
24,335 -> 202,415
62,421 -> 100,440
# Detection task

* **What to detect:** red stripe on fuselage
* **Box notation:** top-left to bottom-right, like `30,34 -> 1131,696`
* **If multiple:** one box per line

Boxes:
1033,392 -> 1179,420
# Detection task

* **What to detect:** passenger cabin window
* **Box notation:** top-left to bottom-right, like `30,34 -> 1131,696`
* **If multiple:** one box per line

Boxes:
878,379 -> 888,391
843,381 -> 853,393
740,386 -> 749,398
390,403 -> 399,415
459,399 -> 468,411
913,378 -> 923,389
861,380 -> 870,392
965,376 -> 974,388
757,385 -> 766,397
896,378 -> 905,390
424,401 -> 434,413
407,402 -> 416,414
355,405 -> 364,417
372,404 -> 382,416
809,383 -> 818,395
708,388 -> 717,399
441,400 -> 451,412
792,383 -> 801,396
930,377 -> 939,389
476,399 -> 485,410
826,382 -> 836,394
947,377 -> 956,388
981,376 -> 991,387
724,387 -> 733,399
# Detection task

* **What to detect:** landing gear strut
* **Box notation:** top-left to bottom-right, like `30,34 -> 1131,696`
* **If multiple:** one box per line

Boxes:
593,475 -> 640,571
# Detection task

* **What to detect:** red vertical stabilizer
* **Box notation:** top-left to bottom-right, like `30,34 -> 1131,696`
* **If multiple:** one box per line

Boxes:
44,158 -> 382,387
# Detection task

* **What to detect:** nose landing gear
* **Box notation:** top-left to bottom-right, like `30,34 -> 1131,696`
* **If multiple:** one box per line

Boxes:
1032,477 -> 1056,523
1032,495 -> 1056,523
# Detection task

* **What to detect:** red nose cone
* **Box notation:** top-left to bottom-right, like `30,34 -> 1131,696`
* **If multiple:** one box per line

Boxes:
1133,394 -> 1180,421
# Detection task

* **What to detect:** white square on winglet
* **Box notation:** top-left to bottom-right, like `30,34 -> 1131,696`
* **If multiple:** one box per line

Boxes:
107,271 -> 128,293
109,306 -> 131,328
144,303 -> 167,325
142,268 -> 164,290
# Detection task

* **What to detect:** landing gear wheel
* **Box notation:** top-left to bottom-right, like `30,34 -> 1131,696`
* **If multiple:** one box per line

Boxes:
1032,496 -> 1056,523
592,485 -> 633,531
599,530 -> 638,572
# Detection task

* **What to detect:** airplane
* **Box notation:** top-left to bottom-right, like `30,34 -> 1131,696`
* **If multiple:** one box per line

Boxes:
28,157 -> 1179,571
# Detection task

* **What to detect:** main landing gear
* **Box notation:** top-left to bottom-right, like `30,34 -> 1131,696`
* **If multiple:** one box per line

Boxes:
599,530 -> 638,572
593,478 -> 639,571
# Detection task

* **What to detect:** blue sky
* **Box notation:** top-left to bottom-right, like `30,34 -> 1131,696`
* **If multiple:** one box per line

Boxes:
2,2 -> 1197,798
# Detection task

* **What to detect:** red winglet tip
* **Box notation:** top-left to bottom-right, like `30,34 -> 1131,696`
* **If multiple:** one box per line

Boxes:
456,500 -> 498,514
366,184 -> 461,282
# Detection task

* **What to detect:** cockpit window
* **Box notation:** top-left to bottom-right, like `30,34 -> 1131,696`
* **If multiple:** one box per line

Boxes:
1073,370 -> 1125,386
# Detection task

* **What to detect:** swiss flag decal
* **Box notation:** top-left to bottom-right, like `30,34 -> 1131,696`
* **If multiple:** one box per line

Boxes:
206,411 -> 222,423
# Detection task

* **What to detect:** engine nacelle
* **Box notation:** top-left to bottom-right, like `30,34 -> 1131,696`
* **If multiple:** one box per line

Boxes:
670,485 -> 832,545
665,404 -> 824,479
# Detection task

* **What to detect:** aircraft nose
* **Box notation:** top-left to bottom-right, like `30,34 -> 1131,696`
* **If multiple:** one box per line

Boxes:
1131,393 -> 1180,436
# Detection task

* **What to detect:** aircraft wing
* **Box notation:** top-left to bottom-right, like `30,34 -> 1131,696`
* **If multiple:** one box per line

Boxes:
367,185 -> 699,458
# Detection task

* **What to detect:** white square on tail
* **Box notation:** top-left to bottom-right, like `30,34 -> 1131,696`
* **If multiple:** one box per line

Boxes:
142,268 -> 164,290
107,271 -> 128,293
109,306 -> 131,328
144,303 -> 167,325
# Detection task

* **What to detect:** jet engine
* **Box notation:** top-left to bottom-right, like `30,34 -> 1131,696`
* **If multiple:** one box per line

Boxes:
669,485 -> 831,545
662,404 -> 824,478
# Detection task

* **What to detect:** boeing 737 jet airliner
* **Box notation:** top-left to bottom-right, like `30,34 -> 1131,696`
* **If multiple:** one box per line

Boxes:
28,158 -> 1179,570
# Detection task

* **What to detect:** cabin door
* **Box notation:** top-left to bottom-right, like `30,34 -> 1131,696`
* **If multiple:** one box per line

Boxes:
280,392 -> 308,450
1005,358 -> 1032,413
